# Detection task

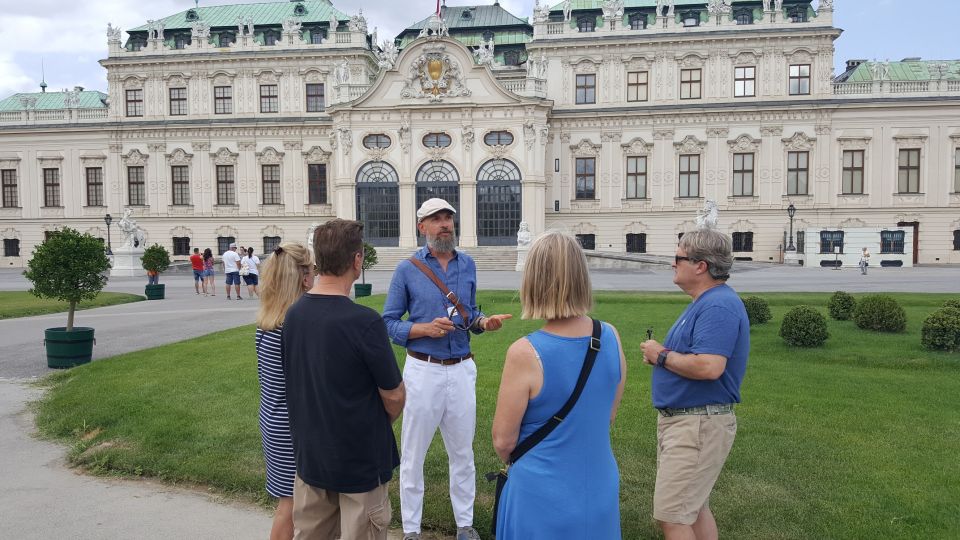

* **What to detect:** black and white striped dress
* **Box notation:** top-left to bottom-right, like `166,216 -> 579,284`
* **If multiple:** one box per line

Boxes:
255,327 -> 295,498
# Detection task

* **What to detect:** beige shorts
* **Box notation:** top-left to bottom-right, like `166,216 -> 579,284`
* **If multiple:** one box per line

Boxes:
293,475 -> 391,540
653,413 -> 737,525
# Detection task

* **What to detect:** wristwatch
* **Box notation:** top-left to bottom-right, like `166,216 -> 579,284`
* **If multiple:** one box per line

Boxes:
656,348 -> 670,368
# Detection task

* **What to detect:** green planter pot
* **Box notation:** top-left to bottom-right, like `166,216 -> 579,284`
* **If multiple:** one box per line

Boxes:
145,283 -> 165,300
45,327 -> 95,369
354,283 -> 372,298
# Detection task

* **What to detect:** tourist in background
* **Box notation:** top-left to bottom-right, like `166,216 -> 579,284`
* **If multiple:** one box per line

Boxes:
242,247 -> 262,299
859,247 -> 870,275
202,248 -> 216,296
190,247 -> 205,295
222,242 -> 243,300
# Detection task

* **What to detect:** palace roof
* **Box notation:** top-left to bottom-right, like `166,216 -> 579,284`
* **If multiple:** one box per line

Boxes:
128,0 -> 350,32
837,60 -> 960,83
0,91 -> 107,112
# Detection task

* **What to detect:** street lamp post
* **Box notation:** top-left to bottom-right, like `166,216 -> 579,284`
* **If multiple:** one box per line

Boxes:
786,203 -> 796,252
104,213 -> 113,256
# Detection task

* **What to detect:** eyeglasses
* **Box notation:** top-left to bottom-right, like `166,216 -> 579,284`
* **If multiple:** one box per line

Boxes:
674,255 -> 696,264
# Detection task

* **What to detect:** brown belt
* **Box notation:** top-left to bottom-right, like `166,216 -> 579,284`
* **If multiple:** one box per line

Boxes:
407,350 -> 474,366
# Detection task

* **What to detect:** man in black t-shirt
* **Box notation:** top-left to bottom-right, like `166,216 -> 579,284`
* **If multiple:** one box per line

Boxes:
282,219 -> 405,540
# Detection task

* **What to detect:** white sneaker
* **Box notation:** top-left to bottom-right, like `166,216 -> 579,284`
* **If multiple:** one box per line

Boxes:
457,526 -> 481,540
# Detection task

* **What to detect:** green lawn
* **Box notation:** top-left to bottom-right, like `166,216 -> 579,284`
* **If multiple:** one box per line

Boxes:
35,292 -> 960,539
0,291 -> 144,320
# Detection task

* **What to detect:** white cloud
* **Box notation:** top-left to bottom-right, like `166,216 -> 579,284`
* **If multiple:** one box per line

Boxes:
0,53 -> 35,97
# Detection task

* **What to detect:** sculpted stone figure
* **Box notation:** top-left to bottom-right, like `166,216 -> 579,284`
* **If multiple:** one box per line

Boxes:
107,23 -> 122,42
763,0 -> 771,11
282,17 -> 302,34
335,60 -> 350,85
563,0 -> 572,22
473,39 -> 494,66
695,200 -> 720,230
329,13 -> 339,32
377,39 -> 399,70
517,222 -> 532,247
117,209 -> 145,250
774,0 -> 783,11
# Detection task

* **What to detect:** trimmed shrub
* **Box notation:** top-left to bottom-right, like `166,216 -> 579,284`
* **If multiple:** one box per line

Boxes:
921,307 -> 960,352
942,298 -> 960,311
780,305 -> 829,347
741,296 -> 772,325
827,291 -> 857,320
853,294 -> 907,333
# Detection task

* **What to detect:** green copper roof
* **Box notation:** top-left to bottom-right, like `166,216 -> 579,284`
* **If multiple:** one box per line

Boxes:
398,30 -> 531,49
129,0 -> 350,32
547,0 -> 769,11
843,60 -> 960,83
405,4 -> 531,31
0,91 -> 107,112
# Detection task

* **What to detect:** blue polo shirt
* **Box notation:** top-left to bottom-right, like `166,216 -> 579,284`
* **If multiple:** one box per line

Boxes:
652,284 -> 750,409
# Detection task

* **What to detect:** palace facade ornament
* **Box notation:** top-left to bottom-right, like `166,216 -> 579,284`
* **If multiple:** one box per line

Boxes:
107,23 -> 122,42
122,149 -> 149,166
781,131 -> 816,151
653,128 -> 675,141
282,17 -> 302,35
211,147 -> 239,165
461,127 -> 475,151
302,146 -> 331,164
417,13 -> 449,38
533,0 -> 551,24
727,134 -> 761,152
474,39 -> 495,66
602,0 -> 625,20
256,147 -> 285,164
191,21 -> 211,41
673,135 -> 707,154
401,45 -> 471,102
165,148 -> 193,165
145,20 -> 165,40
570,138 -> 602,157
339,129 -> 352,154
707,0 -> 732,17
376,40 -> 399,71
283,141 -> 303,151
621,137 -> 654,155
760,125 -> 783,137
706,127 -> 729,139
349,10 -> 368,33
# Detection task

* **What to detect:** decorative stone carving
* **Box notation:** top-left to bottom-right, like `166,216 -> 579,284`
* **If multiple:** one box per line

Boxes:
706,127 -> 729,139
563,0 -> 573,21
146,20 -> 165,40
707,0 -> 732,17
238,141 -> 257,152
191,21 -> 211,41
601,0 -> 625,20
461,127 -> 475,151
349,10 -> 368,33
191,141 -> 211,152
376,40 -> 399,70
601,132 -> 621,143
837,137 -> 871,150
165,148 -> 193,165
487,144 -> 512,160
524,122 -> 536,151
302,146 -> 331,164
819,0 -> 833,11
334,60 -> 350,86
329,13 -> 339,32
398,122 -> 412,154
417,13 -> 449,38
815,125 -> 832,136
653,128 -> 675,141
211,147 -> 239,165
474,39 -> 495,66
402,44 -> 472,102
533,0 -> 551,23
236,16 -> 254,36
621,137 -> 653,155
147,143 -> 166,153
517,222 -> 532,247
122,149 -> 149,166
107,23 -> 122,42
328,131 -> 339,150
760,125 -> 783,137
570,139 -> 602,157
63,89 -> 81,109
727,134 -> 761,152
282,17 -> 302,34
892,135 -> 927,150
256,147 -> 285,164
117,209 -> 146,250
781,132 -> 816,151
283,141 -> 303,151
673,135 -> 707,154
339,129 -> 353,154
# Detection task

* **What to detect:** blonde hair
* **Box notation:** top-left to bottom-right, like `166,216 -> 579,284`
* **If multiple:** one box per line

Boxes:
256,242 -> 312,331
520,231 -> 592,320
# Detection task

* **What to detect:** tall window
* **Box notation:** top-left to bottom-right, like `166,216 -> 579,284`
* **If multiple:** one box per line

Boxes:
174,34 -> 190,49
217,236 -> 236,255
820,230 -> 844,254
125,89 -> 144,117
788,6 -> 808,22
627,71 -> 649,102
263,31 -> 279,46
626,233 -> 646,253
216,165 -> 236,205
629,14 -> 646,30
577,16 -> 595,32
787,151 -> 809,195
625,156 -> 647,198
43,168 -> 60,207
172,237 -> 191,256
1,169 -> 17,207
734,66 -> 755,97
171,166 -> 190,205
262,165 -> 282,204
955,148 -> 960,192
263,236 -> 281,254
735,10 -> 752,24
680,69 -> 702,100
954,230 -> 960,251
85,167 -> 104,206
575,234 -> 596,250
789,64 -> 811,95
842,150 -> 864,194
575,158 -> 596,199
310,28 -> 326,44
880,230 -> 905,254
576,74 -> 596,104
308,164 -> 327,204
678,155 -> 700,198
214,86 -> 232,114
306,83 -> 325,112
732,232 -> 754,252
897,149 -> 921,193
127,166 -> 145,205
260,85 -> 279,113
3,238 -> 19,257
732,153 -> 754,196
169,88 -> 187,116
796,230 -> 805,253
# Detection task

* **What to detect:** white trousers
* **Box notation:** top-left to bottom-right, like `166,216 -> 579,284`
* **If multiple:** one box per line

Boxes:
399,355 -> 477,534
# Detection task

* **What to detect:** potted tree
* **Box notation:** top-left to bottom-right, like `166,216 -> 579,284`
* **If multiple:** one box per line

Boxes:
354,242 -> 378,298
141,243 -> 171,300
23,228 -> 111,369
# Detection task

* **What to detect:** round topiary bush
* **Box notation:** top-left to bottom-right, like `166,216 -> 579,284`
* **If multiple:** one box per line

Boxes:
741,296 -> 771,325
942,298 -> 960,311
827,291 -> 857,320
853,294 -> 907,333
921,307 -> 960,352
779,305 -> 829,347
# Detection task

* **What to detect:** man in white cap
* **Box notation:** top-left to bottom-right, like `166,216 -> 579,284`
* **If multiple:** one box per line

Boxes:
383,198 -> 512,540
222,242 -> 243,300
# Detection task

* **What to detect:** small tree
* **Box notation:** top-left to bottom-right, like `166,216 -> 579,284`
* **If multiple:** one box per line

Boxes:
23,228 -> 111,331
361,242 -> 378,284
141,243 -> 171,282
741,296 -> 772,326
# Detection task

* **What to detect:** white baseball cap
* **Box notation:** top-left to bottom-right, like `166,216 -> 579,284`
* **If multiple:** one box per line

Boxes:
229,242 -> 238,248
416,198 -> 457,222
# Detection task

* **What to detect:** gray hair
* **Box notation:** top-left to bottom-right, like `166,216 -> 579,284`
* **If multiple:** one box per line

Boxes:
679,229 -> 733,281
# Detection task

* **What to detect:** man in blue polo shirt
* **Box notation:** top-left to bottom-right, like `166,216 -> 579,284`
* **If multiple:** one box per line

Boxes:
641,227 -> 749,540
383,198 -> 511,540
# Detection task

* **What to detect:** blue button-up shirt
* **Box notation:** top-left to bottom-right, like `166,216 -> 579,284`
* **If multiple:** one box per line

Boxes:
383,246 -> 484,358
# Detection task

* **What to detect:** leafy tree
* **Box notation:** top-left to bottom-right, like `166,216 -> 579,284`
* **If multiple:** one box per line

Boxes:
141,244 -> 171,282
361,242 -> 378,285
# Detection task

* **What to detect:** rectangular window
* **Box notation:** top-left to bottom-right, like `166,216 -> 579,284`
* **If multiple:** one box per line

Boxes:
789,64 -> 811,95
898,149 -> 921,193
214,86 -> 233,114
954,230 -> 960,251
787,151 -> 809,195
625,156 -> 647,199
796,230 -> 805,253
680,69 -> 702,100
820,230 -> 844,254
3,238 -> 19,257
732,231 -> 754,252
880,230 -> 905,254
732,153 -> 754,196
260,85 -> 279,113
171,165 -> 190,205
1,169 -> 17,207
169,88 -> 187,116
172,237 -> 191,256
125,89 -> 144,117
217,236 -> 235,256
575,157 -> 596,199
263,236 -> 281,254
127,166 -> 145,206
627,71 -> 648,102
678,154 -> 700,198
216,165 -> 235,205
262,164 -> 282,204
43,168 -> 60,207
734,66 -> 755,97
310,29 -> 326,44
306,83 -> 325,112
626,233 -> 646,253
308,164 -> 328,204
842,150 -> 864,194
575,74 -> 596,104
955,148 -> 960,192
575,234 -> 595,250
85,167 -> 104,206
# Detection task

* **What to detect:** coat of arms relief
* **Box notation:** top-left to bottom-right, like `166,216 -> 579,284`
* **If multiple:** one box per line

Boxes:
401,44 -> 472,103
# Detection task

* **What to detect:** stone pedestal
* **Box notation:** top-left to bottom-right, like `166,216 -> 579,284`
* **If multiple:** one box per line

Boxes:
516,246 -> 530,272
110,248 -> 145,277
784,250 -> 802,266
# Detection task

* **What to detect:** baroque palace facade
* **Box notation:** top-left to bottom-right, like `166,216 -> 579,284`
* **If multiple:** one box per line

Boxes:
1,0 -> 959,268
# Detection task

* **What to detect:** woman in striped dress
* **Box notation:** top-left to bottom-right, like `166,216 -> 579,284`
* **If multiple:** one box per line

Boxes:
255,242 -> 315,540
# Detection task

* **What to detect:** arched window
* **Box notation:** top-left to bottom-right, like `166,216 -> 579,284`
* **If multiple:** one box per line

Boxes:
423,133 -> 452,148
484,131 -> 514,146
476,159 -> 522,246
415,161 -> 460,244
629,13 -> 647,30
577,16 -> 595,32
734,10 -> 753,25
363,134 -> 391,149
356,162 -> 400,246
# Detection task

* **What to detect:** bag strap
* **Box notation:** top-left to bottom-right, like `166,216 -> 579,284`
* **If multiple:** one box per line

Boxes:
508,318 -> 601,464
408,256 -> 471,327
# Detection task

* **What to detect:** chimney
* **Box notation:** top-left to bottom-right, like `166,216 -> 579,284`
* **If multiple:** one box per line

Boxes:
845,59 -> 866,71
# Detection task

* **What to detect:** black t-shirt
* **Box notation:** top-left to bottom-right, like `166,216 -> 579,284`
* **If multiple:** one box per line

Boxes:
281,293 -> 402,493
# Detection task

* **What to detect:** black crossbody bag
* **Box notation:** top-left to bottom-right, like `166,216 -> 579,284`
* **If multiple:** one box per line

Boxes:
485,318 -> 602,537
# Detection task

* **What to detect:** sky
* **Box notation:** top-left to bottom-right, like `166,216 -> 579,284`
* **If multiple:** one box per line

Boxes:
0,0 -> 956,97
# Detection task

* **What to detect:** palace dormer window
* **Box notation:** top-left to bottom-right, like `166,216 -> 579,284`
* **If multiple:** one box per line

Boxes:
681,11 -> 700,27
263,30 -> 280,46
482,30 -> 494,42
629,13 -> 647,30
461,9 -> 474,20
174,34 -> 191,50
128,37 -> 146,51
503,50 -> 521,66
309,27 -> 326,44
219,32 -> 236,47
293,3 -> 306,16
735,10 -> 753,25
185,9 -> 199,22
577,16 -> 595,32
788,7 -> 807,23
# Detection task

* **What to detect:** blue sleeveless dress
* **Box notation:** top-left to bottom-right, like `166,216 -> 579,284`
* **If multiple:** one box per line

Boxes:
495,322 -> 622,540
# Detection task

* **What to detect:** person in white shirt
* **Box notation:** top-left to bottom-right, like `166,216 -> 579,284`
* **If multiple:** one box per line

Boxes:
222,243 -> 244,300
241,247 -> 262,299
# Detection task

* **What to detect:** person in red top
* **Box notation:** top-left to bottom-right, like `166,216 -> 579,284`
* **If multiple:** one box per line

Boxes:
190,247 -> 206,295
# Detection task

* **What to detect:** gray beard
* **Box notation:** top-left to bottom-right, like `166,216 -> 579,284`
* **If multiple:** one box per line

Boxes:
427,234 -> 457,253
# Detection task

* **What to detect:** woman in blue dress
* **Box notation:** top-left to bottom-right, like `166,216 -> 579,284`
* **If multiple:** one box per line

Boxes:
493,231 -> 627,539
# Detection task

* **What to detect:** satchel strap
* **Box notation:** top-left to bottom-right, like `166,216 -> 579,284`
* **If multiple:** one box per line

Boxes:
408,256 -> 472,328
508,318 -> 601,464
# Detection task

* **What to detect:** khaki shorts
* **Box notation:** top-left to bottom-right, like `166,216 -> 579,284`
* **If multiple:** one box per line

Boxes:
293,475 -> 391,540
653,413 -> 737,525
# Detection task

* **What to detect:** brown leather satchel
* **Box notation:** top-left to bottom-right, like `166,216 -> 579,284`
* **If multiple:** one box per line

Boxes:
407,257 -> 473,328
